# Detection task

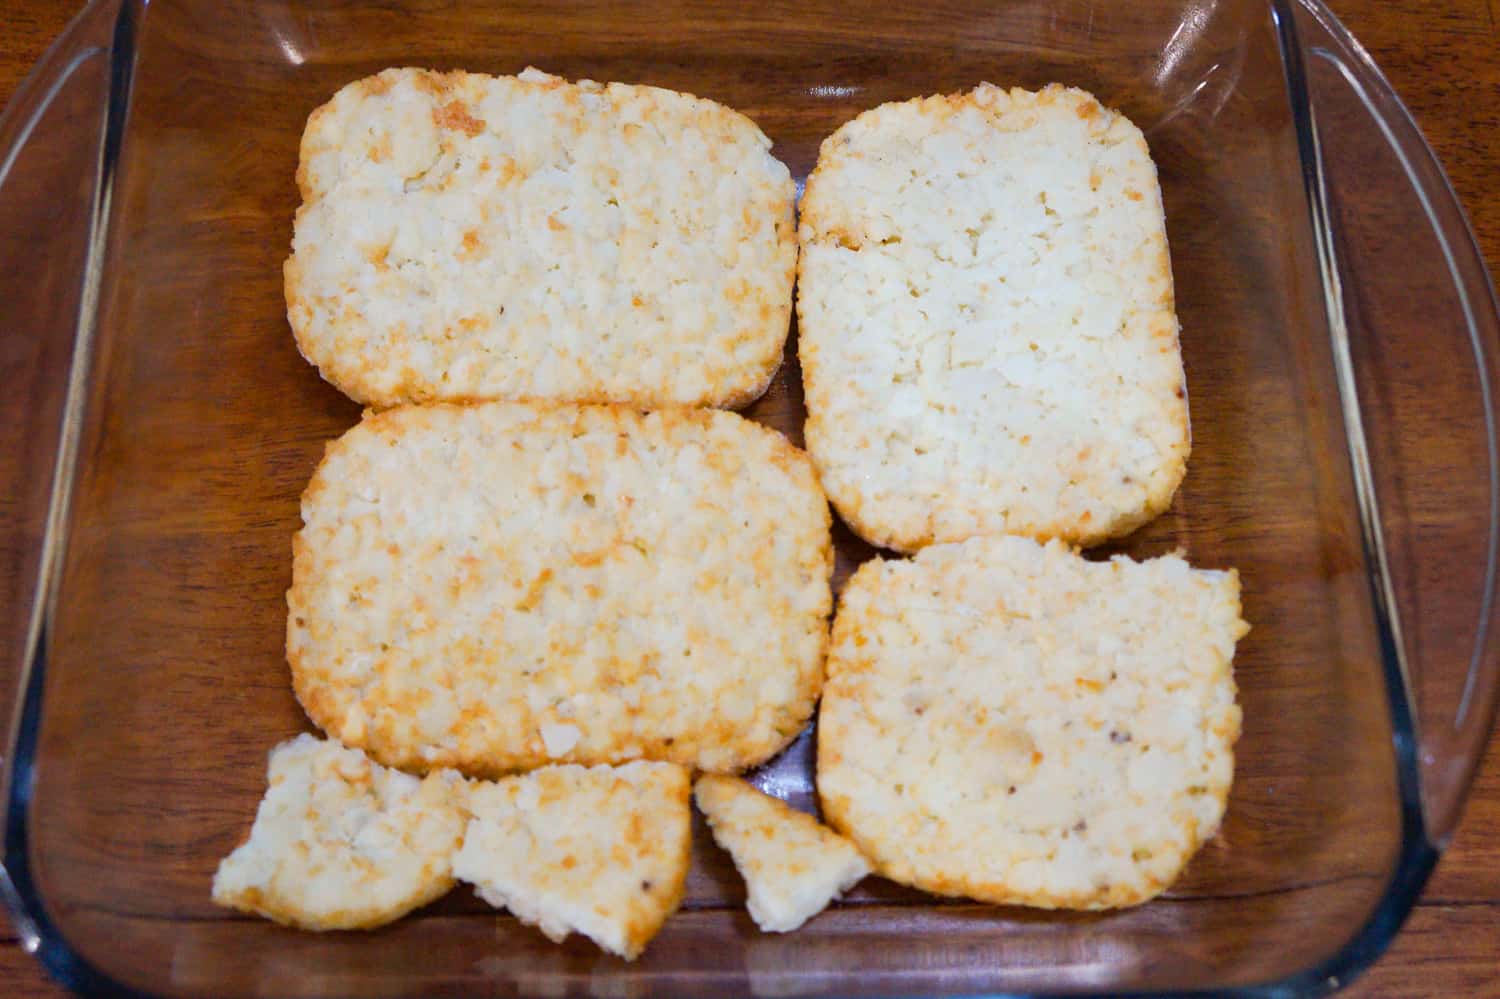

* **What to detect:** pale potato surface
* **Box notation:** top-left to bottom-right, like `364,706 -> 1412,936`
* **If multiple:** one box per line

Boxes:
288,402 -> 833,777
798,84 -> 1189,552
288,67 -> 796,409
818,536 -> 1247,909
212,734 -> 469,930
453,762 -> 691,960
696,774 -> 869,932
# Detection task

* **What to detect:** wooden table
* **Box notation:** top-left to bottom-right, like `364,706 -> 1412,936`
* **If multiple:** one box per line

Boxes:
1,1 -> 1497,995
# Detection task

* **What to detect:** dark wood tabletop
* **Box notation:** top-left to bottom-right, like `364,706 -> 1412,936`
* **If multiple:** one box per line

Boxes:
2,1 -> 1498,996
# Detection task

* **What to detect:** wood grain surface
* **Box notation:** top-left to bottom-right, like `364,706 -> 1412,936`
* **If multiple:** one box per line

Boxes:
1,0 -> 1498,996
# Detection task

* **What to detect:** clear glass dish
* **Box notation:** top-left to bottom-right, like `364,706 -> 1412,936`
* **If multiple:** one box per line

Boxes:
2,0 -> 1497,995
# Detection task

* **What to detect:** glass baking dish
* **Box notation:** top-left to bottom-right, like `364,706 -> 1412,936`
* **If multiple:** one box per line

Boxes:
2,0 -> 1498,995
